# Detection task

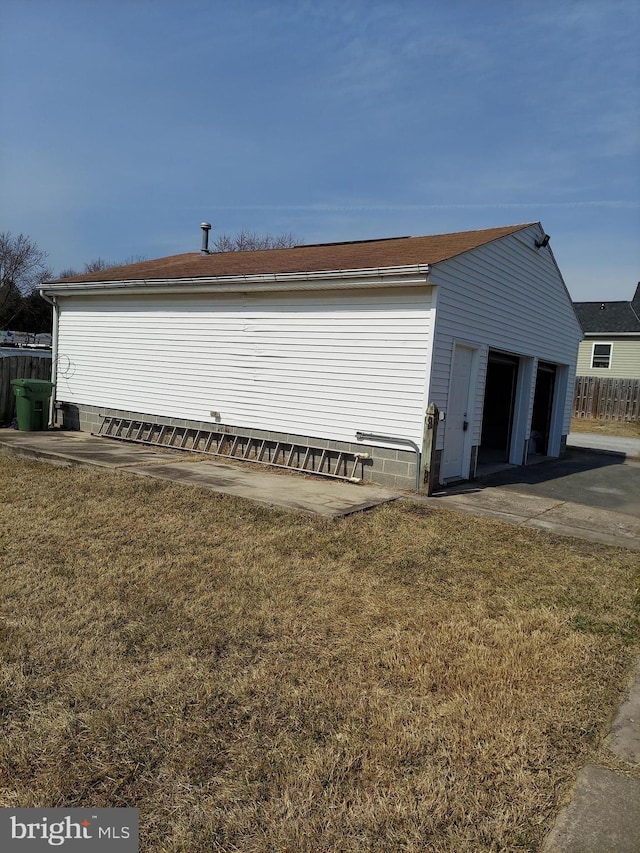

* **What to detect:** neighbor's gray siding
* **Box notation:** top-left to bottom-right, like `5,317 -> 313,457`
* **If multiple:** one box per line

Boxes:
55,286 -> 434,447
429,225 -> 583,450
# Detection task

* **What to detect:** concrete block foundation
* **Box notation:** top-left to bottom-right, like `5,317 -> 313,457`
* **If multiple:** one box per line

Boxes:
57,402 -> 421,491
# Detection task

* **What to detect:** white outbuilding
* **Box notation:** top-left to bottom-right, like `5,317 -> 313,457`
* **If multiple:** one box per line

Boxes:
42,223 -> 583,490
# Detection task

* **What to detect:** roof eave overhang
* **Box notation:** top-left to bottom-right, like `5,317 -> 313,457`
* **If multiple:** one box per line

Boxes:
582,331 -> 640,337
42,264 -> 432,297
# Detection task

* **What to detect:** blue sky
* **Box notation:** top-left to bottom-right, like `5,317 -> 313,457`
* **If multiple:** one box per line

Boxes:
1,0 -> 638,300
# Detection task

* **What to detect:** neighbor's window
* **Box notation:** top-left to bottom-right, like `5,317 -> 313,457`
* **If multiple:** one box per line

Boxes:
591,342 -> 612,369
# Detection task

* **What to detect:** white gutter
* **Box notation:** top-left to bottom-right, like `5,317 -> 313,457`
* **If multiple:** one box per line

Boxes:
582,332 -> 640,337
38,290 -> 59,427
41,264 -> 431,297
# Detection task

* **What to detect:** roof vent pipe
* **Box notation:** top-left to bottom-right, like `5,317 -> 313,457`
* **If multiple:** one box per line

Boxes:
200,222 -> 212,255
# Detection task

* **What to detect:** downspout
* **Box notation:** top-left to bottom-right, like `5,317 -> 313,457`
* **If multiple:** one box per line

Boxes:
39,290 -> 59,428
356,431 -> 422,491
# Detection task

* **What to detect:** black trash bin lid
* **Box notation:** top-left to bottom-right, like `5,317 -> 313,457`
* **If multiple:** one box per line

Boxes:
11,378 -> 53,390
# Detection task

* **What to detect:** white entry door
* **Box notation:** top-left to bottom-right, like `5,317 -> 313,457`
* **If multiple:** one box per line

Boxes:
442,344 -> 475,481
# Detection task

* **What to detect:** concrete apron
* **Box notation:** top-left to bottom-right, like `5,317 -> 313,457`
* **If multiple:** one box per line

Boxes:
0,429 -> 399,519
1,430 -> 638,547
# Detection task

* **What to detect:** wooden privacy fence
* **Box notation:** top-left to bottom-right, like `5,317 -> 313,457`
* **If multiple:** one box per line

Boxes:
0,354 -> 52,425
573,376 -> 640,421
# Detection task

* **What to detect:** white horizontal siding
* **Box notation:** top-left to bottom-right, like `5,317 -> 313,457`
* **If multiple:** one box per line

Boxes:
429,226 -> 583,448
576,338 -> 640,379
56,287 -> 433,444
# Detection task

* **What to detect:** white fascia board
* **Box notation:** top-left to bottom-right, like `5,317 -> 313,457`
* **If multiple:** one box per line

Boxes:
582,332 -> 640,338
42,264 -> 431,297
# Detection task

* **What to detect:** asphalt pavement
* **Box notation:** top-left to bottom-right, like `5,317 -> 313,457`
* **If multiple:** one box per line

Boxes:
414,444 -> 640,551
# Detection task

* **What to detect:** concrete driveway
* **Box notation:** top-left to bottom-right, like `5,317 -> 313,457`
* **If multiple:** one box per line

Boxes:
568,431 -> 640,460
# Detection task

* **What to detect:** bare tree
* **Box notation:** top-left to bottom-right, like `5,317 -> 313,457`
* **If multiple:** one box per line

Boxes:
1,233 -> 151,332
0,232 -> 52,327
212,230 -> 301,253
58,255 -> 148,278
83,258 -> 116,273
5,287 -> 53,334
0,232 -> 51,293
57,267 -> 79,279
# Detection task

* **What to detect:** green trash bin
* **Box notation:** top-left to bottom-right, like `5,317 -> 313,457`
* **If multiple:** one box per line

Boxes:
11,378 -> 54,431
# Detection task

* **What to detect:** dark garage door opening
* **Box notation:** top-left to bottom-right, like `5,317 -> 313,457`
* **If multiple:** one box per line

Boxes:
479,351 -> 519,466
530,361 -> 557,456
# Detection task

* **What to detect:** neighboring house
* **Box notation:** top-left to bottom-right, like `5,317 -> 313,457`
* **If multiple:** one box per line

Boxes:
573,284 -> 640,378
41,222 -> 582,490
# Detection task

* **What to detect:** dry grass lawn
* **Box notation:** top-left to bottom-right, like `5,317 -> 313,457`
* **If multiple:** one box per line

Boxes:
571,416 -> 640,438
1,454 -> 639,852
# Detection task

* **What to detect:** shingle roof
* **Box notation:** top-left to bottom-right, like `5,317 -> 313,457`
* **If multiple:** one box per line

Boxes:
53,223 -> 535,284
573,285 -> 640,334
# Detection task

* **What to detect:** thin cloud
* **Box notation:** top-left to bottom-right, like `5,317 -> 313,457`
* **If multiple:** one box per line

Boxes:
189,201 -> 639,212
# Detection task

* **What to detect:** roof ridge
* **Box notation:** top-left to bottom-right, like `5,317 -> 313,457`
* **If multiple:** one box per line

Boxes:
241,224 -> 535,252
299,236 -> 412,249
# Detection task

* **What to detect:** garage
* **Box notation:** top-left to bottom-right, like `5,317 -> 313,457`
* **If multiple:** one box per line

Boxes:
42,222 -> 583,490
